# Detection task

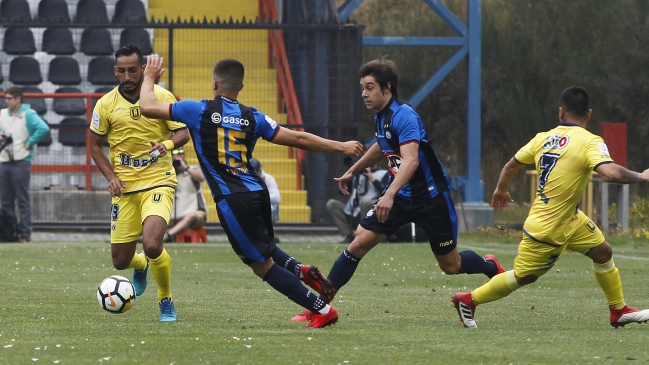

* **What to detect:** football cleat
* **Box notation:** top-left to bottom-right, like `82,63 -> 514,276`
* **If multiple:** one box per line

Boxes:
452,292 -> 477,328
301,265 -> 336,302
291,309 -> 314,322
132,256 -> 149,296
610,305 -> 649,328
484,254 -> 506,278
305,306 -> 338,328
159,297 -> 177,322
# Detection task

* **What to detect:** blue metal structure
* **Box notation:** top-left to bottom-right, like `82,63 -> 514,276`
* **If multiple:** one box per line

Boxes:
339,0 -> 484,202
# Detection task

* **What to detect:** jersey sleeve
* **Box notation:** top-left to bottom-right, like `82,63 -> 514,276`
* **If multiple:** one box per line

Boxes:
89,98 -> 109,136
514,135 -> 538,165
392,107 -> 421,145
253,109 -> 280,141
170,99 -> 207,129
585,135 -> 614,169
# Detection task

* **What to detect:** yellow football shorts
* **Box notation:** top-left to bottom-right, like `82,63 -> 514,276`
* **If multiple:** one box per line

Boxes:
514,211 -> 605,277
110,186 -> 174,243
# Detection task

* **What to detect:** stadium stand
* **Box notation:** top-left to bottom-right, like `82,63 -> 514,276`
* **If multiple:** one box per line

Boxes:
42,27 -> 76,54
119,28 -> 152,54
75,0 -> 109,23
53,87 -> 86,115
9,56 -> 42,84
58,117 -> 87,147
0,88 -> 5,109
112,0 -> 146,23
87,57 -> 118,85
3,27 -> 36,54
0,0 -> 32,23
92,85 -> 113,109
80,28 -> 114,55
37,0 -> 71,23
0,66 -> 3,84
21,86 -> 47,115
37,122 -> 53,146
48,57 -> 82,85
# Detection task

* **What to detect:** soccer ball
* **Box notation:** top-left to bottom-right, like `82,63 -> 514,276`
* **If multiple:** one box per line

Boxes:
96,275 -> 136,313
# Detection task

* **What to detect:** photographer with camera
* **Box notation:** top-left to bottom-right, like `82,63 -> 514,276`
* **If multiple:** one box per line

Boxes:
163,147 -> 207,242
0,86 -> 50,243
326,137 -> 389,243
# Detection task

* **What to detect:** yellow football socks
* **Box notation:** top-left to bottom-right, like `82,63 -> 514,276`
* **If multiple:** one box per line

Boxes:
149,248 -> 172,301
127,252 -> 148,271
472,270 -> 521,305
593,259 -> 625,310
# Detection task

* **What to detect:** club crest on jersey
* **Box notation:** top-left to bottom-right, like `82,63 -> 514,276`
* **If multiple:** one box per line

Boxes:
386,153 -> 402,174
129,107 -> 141,120
385,131 -> 392,140
542,133 -> 569,149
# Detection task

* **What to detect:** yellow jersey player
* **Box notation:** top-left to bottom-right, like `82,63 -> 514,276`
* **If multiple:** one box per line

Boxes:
89,44 -> 189,322
452,86 -> 649,328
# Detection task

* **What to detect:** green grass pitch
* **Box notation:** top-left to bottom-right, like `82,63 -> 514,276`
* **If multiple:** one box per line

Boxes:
1,238 -> 649,364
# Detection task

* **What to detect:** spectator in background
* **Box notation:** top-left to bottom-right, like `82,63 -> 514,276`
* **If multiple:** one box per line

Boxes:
249,158 -> 280,223
250,157 -> 281,243
326,137 -> 389,243
0,86 -> 50,243
164,147 -> 207,243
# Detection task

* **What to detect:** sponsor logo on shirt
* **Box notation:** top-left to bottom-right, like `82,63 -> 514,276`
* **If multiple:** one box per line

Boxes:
542,133 -> 569,149
210,112 -> 249,126
385,152 -> 402,175
119,153 -> 158,168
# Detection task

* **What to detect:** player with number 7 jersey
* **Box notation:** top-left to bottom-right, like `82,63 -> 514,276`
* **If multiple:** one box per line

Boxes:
453,86 -> 649,329
514,124 -> 612,244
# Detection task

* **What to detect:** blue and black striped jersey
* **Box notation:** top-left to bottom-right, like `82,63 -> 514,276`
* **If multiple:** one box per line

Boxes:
375,98 -> 452,201
170,96 -> 280,201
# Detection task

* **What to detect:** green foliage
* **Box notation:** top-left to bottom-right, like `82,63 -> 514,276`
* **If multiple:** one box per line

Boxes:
350,0 -> 649,202
2,241 -> 649,364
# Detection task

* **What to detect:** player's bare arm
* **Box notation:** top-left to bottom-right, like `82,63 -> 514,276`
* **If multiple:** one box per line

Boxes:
374,142 -> 419,223
89,133 -> 125,197
335,143 -> 384,195
139,54 -> 171,120
272,127 -> 363,156
595,163 -> 649,184
492,157 -> 526,210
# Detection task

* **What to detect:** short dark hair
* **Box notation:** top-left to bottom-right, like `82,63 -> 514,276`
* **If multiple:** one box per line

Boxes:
114,44 -> 144,65
560,86 -> 589,118
213,59 -> 245,91
358,58 -> 399,98
5,86 -> 23,101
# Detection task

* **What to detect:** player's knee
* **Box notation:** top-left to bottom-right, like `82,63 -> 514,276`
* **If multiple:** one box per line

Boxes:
112,258 -> 130,270
516,274 -> 538,286
439,262 -> 461,275
588,241 -> 613,264
142,241 -> 163,259
325,199 -> 337,213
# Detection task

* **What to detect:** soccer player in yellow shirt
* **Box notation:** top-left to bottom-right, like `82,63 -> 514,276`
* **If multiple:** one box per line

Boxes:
89,44 -> 190,322
453,86 -> 649,328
